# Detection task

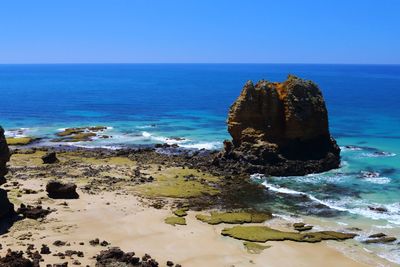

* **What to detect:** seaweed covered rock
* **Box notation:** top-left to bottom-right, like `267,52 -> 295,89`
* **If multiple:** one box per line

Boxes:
216,75 -> 340,176
0,126 -> 15,220
53,126 -> 107,142
46,181 -> 79,199
5,137 -> 35,146
196,211 -> 272,225
221,225 -> 356,243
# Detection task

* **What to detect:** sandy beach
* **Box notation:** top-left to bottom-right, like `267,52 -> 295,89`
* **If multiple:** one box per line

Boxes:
0,148 -> 392,266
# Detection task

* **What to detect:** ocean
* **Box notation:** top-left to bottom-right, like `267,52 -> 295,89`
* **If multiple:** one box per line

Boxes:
1,64 -> 399,264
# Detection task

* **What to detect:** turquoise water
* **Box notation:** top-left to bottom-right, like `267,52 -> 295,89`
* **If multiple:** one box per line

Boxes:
1,64 -> 399,264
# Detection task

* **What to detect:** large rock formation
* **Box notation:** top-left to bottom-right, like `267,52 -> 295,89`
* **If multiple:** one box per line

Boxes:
0,126 -> 15,220
216,75 -> 340,176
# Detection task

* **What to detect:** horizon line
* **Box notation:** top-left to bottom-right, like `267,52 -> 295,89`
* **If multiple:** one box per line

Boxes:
0,62 -> 399,66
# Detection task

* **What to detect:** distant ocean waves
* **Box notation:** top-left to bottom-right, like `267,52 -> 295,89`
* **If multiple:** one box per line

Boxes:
4,126 -> 223,151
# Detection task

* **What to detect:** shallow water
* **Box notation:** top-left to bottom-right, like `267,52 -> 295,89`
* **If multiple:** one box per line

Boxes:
1,64 -> 399,264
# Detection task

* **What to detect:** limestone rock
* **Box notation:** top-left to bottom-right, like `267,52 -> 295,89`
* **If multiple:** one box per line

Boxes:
218,75 -> 340,176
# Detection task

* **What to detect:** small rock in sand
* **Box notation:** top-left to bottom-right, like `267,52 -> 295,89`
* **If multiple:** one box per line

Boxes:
40,244 -> 51,254
42,152 -> 59,164
46,181 -> 79,199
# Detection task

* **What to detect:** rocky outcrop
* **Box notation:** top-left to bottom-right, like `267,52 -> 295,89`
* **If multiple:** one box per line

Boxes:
0,126 -> 15,220
216,75 -> 340,176
0,127 -> 10,183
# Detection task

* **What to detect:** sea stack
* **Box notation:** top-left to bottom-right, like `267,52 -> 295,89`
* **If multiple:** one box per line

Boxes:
0,126 -> 15,219
217,75 -> 340,176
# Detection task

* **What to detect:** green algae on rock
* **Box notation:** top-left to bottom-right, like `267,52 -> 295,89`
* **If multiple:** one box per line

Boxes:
6,137 -> 35,146
364,236 -> 397,244
196,211 -> 272,225
164,216 -> 186,226
137,167 -> 220,198
221,226 -> 356,243
53,126 -> 107,142
173,208 -> 189,217
56,126 -> 107,137
243,242 -> 271,254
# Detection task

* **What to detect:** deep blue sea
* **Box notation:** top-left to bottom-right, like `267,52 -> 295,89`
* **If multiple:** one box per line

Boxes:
1,64 -> 399,264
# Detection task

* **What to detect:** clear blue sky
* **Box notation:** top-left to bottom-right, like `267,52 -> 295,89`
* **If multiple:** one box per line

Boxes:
1,0 -> 399,64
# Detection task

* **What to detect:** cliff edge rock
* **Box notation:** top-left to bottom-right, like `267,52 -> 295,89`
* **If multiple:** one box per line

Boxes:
0,126 -> 15,219
216,75 -> 340,176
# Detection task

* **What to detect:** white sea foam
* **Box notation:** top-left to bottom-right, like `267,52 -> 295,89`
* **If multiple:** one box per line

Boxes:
252,174 -> 400,225
378,249 -> 400,265
360,171 -> 391,184
136,125 -> 156,129
256,176 -> 348,212
322,198 -> 400,225
291,173 -> 348,184
363,176 -> 391,184
74,144 -> 123,150
340,146 -> 363,152
141,131 -> 188,144
4,128 -> 31,138
374,224 -> 394,229
360,152 -> 397,158
180,142 -> 220,150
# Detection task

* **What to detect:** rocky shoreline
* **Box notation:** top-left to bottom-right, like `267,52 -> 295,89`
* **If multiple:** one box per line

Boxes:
0,142 -> 394,266
1,76 -> 395,266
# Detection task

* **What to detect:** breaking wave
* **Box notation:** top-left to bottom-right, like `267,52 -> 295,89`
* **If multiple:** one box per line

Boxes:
252,174 -> 400,225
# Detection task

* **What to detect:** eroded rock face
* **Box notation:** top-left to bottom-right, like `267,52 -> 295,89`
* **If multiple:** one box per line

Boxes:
0,126 -> 10,182
217,75 -> 340,176
0,126 -> 15,220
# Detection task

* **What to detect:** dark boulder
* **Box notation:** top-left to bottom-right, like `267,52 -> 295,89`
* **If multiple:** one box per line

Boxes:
0,126 -> 15,220
41,152 -> 58,164
0,190 -> 14,220
46,181 -> 79,199
0,126 -> 10,184
0,250 -> 36,267
95,247 -> 140,267
16,204 -> 52,219
40,244 -> 51,255
95,247 -> 171,267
